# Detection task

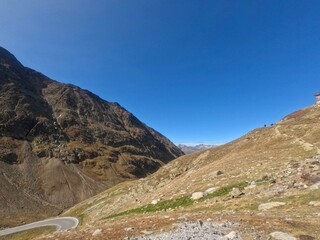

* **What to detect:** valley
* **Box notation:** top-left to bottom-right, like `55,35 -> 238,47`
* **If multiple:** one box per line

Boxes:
1,49 -> 320,240
0,46 -> 183,227
28,102 -> 320,239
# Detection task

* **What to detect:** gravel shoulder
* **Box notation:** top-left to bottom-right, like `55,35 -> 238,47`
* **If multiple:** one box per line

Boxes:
131,220 -> 241,240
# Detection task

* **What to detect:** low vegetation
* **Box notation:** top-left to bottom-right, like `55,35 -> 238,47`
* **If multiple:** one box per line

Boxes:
105,181 -> 248,219
203,181 -> 248,200
106,196 -> 193,219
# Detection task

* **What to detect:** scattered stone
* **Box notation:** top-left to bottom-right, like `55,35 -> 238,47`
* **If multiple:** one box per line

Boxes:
229,188 -> 244,198
92,229 -> 102,237
309,182 -> 320,190
245,181 -> 257,189
224,231 -> 240,239
270,231 -> 297,240
131,221 -> 241,240
191,192 -> 206,200
205,187 -> 218,194
207,170 -> 224,179
258,202 -> 286,211
141,230 -> 154,235
301,173 -> 320,184
309,185 -> 319,190
293,182 -> 308,189
151,199 -> 160,205
124,227 -> 134,231
309,201 -> 320,207
263,173 -> 273,180
313,212 -> 320,217
177,214 -> 188,220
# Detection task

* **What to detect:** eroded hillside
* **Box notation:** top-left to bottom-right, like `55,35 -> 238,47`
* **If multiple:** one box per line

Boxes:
0,47 -> 183,227
45,103 -> 320,239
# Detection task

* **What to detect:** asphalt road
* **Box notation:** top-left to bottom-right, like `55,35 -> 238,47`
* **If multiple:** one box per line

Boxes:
0,217 -> 78,237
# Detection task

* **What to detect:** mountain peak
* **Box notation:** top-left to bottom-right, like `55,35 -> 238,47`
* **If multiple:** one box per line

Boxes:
0,46 -> 23,68
177,143 -> 216,154
0,47 -> 183,226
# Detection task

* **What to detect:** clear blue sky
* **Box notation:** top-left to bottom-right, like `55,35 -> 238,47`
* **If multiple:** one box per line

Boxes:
1,0 -> 319,144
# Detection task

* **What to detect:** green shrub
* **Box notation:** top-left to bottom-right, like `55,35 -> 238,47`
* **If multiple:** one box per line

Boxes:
106,196 -> 193,219
203,181 -> 248,200
105,181 -> 248,219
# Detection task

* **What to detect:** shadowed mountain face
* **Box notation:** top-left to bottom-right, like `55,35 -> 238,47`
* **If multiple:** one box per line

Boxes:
0,47 -> 183,226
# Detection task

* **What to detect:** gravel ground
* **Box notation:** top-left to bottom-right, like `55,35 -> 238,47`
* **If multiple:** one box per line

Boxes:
131,221 -> 241,240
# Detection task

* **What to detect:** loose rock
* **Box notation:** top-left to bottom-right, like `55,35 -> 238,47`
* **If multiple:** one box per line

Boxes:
270,231 -> 297,240
258,202 -> 286,211
151,199 -> 160,205
207,170 -> 224,179
309,182 -> 320,190
224,231 -> 240,239
131,221 -> 241,240
191,192 -> 206,200
141,230 -> 154,235
229,188 -> 244,198
205,187 -> 218,194
245,181 -> 257,189
92,229 -> 102,237
309,201 -> 320,207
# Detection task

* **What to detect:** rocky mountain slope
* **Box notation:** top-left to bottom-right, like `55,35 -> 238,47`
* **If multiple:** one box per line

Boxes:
42,102 -> 320,240
0,47 -> 183,227
177,143 -> 216,154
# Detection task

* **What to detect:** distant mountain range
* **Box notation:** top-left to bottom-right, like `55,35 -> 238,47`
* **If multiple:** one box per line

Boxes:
177,144 -> 217,154
0,46 -> 183,226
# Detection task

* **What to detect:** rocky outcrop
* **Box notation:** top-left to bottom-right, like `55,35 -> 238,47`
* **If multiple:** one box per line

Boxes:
0,46 -> 183,226
133,221 -> 241,240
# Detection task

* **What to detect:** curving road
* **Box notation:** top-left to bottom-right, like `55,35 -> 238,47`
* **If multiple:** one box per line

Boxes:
0,217 -> 78,237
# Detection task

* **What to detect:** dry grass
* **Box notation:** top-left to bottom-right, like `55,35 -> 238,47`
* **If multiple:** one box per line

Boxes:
38,105 -> 320,239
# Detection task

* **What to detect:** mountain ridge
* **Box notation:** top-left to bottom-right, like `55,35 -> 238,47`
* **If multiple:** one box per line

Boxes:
0,47 -> 183,226
177,143 -> 217,154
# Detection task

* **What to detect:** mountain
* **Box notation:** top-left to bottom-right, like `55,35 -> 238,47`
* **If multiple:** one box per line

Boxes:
0,47 -> 183,226
177,143 -> 216,154
52,102 -> 320,239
